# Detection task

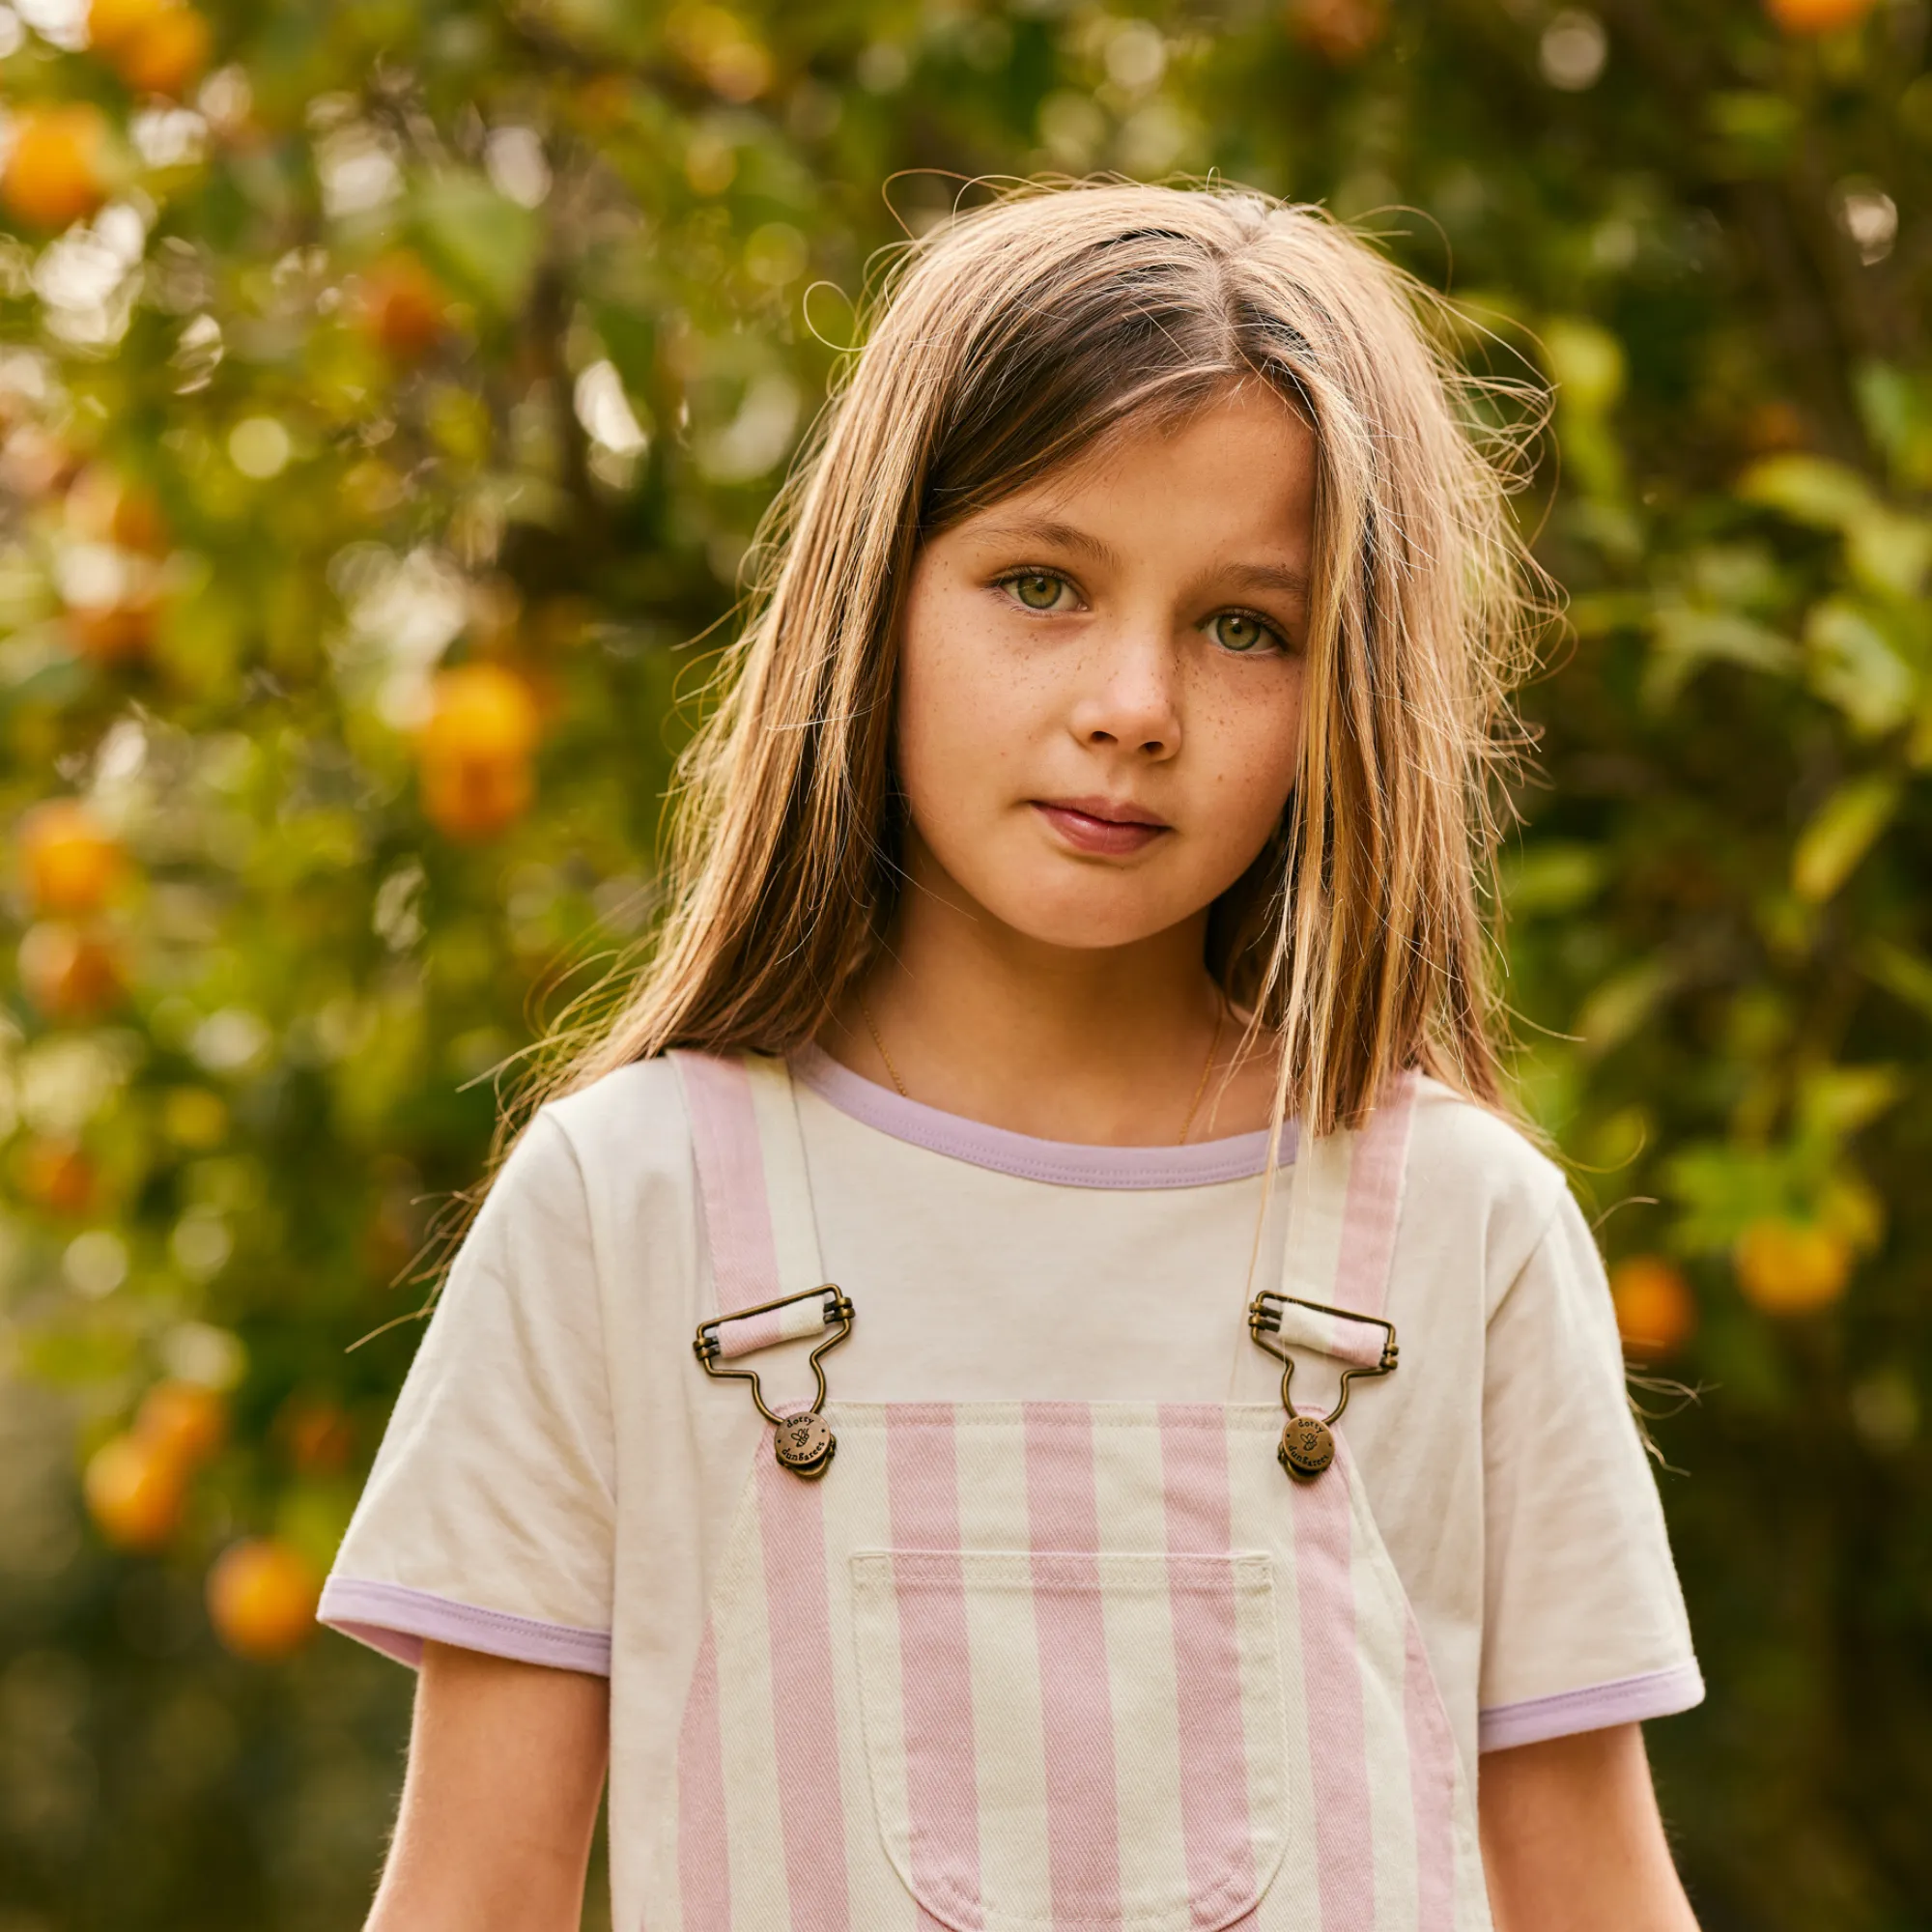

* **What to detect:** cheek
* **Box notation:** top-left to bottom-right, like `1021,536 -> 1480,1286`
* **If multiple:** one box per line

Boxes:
1198,668 -> 1303,852
895,600 -> 1036,817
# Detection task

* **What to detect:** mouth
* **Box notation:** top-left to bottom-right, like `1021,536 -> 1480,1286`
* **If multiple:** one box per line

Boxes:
1029,795 -> 1172,857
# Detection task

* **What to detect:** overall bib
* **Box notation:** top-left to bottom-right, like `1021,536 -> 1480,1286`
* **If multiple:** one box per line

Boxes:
646,1050 -> 1492,1932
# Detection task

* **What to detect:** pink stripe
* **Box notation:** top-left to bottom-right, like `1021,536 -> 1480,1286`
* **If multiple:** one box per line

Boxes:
1271,1304 -> 1388,1371
674,1051 -> 781,1312
714,1294 -> 826,1360
1404,1615 -> 1458,1932
1023,1405 -> 1122,1931
675,1621 -> 732,1927
1330,1071 -> 1416,1319
1158,1407 -> 1257,1928
1293,1443 -> 1375,1932
888,1408 -> 983,1931
755,1453 -> 850,1931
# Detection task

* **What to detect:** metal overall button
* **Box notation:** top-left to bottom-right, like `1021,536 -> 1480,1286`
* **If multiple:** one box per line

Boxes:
773,1409 -> 837,1478
694,1284 -> 855,1481
1247,1291 -> 1399,1483
1278,1412 -> 1335,1478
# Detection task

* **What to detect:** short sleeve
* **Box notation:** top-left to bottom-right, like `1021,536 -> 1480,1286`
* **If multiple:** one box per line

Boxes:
319,1107 -> 617,1675
1477,1183 -> 1703,1749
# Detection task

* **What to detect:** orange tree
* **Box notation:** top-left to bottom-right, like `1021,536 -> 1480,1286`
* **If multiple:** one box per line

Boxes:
1,2 -> 1926,1926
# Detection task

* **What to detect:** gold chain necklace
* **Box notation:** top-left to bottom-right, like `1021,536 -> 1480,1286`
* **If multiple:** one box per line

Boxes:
855,992 -> 1226,1146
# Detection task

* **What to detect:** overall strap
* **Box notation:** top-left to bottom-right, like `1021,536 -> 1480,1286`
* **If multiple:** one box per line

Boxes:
671,1049 -> 825,1316
1271,1068 -> 1419,1364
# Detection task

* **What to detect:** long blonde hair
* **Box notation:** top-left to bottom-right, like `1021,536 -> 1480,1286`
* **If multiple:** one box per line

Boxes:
424,180 -> 1550,1291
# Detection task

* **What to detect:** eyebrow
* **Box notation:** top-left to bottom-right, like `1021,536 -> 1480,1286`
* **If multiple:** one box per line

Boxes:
970,517 -> 1310,604
1220,561 -> 1311,602
972,516 -> 1124,571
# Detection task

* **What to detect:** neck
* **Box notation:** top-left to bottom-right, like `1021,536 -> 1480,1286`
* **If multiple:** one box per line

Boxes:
824,839 -> 1272,1146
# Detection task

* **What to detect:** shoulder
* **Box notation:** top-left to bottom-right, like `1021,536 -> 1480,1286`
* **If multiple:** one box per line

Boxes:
535,1054 -> 697,1184
1401,1073 -> 1574,1291
1404,1073 -> 1567,1214
466,1057 -> 707,1252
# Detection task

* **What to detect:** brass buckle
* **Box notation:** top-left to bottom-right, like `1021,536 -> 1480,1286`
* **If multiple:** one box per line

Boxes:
695,1285 -> 854,1480
1247,1291 -> 1398,1481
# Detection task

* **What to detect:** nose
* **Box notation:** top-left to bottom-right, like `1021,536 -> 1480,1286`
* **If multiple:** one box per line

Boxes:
1067,625 -> 1182,759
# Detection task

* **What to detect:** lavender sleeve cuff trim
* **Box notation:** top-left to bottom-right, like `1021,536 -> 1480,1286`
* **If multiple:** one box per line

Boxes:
318,1577 -> 612,1677
1478,1660 -> 1705,1752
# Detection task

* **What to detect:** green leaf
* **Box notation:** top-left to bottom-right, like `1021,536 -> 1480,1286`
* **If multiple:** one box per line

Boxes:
1499,841 -> 1605,917
1804,597 -> 1918,735
1846,505 -> 1932,598
1791,775 -> 1901,903
1708,90 -> 1802,167
1576,957 -> 1677,1058
1858,938 -> 1932,1019
1644,603 -> 1800,705
1665,1142 -> 1799,1249
1796,1064 -> 1903,1141
1542,317 -> 1625,416
1738,453 -> 1875,530
412,172 -> 542,316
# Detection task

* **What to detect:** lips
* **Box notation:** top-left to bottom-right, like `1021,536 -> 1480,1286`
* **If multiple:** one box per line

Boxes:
1030,796 -> 1171,857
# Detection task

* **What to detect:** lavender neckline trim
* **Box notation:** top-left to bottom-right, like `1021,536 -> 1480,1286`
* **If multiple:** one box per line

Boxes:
788,1042 -> 1289,1190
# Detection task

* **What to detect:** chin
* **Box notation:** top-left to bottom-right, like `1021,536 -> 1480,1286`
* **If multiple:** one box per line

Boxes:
987,879 -> 1191,953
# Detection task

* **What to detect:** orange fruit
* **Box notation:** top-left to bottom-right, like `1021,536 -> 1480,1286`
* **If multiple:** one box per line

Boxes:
421,753 -> 534,840
89,0 -> 165,52
65,462 -> 169,554
0,103 -> 112,230
18,798 -> 124,915
354,252 -> 449,363
1735,1218 -> 1852,1314
417,663 -> 540,839
84,1432 -> 186,1550
110,4 -> 210,97
17,922 -> 125,1021
1289,0 -> 1386,60
1765,0 -> 1874,29
420,662 -> 541,762
277,1395 -> 355,1476
135,1379 -> 227,1466
18,1136 -> 98,1216
64,586 -> 160,665
1609,1254 -> 1696,1356
207,1538 -> 322,1660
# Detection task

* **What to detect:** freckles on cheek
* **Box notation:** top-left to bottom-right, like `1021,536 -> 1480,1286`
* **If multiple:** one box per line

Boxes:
1199,683 -> 1302,833
897,616 -> 1012,824
908,613 -> 1037,783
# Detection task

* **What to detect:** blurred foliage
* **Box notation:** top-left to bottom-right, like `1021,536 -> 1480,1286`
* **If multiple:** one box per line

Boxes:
0,0 -> 1928,1926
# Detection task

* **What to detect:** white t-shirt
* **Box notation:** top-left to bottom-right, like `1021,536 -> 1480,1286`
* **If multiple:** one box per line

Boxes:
322,1044 -> 1701,1835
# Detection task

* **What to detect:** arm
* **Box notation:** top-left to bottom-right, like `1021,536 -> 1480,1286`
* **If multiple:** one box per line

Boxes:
364,1640 -> 610,1932
1479,1721 -> 1699,1932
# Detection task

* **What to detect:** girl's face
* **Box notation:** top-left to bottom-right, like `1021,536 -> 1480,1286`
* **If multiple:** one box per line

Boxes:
894,384 -> 1315,957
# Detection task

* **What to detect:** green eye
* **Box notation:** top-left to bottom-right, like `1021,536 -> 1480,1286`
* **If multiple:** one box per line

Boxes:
1008,573 -> 1066,611
1208,611 -> 1276,653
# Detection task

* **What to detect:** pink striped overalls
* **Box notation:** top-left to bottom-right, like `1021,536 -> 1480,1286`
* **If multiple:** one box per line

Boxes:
649,1049 -> 1492,1932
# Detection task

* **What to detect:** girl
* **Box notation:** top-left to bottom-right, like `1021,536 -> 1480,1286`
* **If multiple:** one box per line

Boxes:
321,182 -> 1705,1932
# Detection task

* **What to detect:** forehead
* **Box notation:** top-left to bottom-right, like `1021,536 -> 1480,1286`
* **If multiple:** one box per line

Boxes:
962,385 -> 1317,555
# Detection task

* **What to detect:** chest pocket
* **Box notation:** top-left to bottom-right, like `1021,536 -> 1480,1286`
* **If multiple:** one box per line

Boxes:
851,1547 -> 1290,1932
